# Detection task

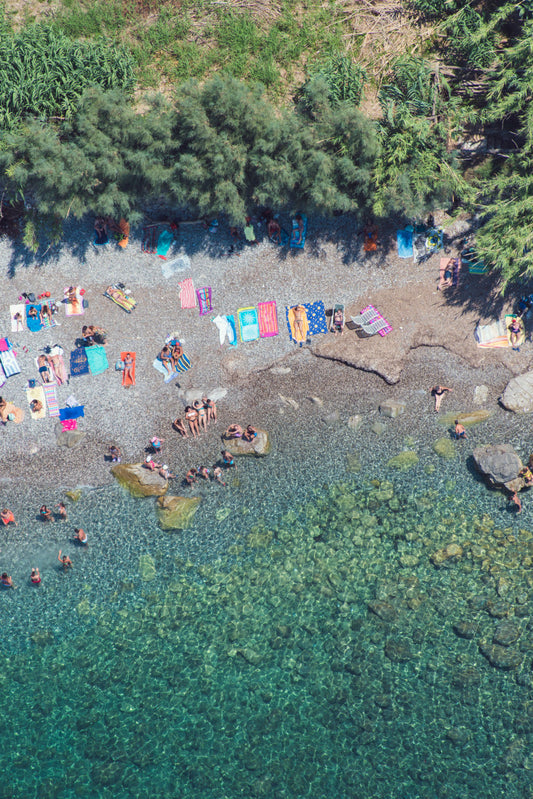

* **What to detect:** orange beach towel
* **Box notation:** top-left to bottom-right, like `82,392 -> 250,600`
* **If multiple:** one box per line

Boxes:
121,351 -> 136,387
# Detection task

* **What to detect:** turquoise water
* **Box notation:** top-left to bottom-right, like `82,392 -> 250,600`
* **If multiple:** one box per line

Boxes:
1,411 -> 533,798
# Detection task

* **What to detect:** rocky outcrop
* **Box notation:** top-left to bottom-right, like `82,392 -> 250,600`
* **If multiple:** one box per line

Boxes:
501,371 -> 533,413
55,422 -> 86,448
223,429 -> 271,457
439,409 -> 494,428
379,400 -> 406,418
386,451 -> 418,470
157,495 -> 201,530
111,463 -> 168,498
472,444 -> 524,492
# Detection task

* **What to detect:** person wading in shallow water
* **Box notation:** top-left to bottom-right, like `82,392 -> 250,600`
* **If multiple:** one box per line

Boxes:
431,385 -> 452,413
58,550 -> 73,570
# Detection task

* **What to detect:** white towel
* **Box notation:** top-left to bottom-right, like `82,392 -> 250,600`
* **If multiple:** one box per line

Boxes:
10,304 -> 25,333
212,315 -> 231,346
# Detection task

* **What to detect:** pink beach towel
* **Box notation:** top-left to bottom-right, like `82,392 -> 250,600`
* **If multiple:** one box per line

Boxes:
61,419 -> 78,431
178,278 -> 197,309
196,287 -> 213,316
258,301 -> 279,337
42,383 -> 60,417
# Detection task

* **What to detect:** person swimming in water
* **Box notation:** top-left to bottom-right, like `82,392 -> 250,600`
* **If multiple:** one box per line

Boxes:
58,550 -> 73,570
30,567 -> 41,585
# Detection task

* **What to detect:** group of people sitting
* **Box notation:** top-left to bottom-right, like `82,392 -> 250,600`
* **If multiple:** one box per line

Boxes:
27,301 -> 58,326
158,341 -> 189,375
224,424 -> 258,442
185,458 -> 232,487
81,324 -> 107,346
173,397 -> 217,438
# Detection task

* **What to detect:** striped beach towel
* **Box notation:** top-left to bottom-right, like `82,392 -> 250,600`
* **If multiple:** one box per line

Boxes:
0,349 -> 21,377
42,383 -> 60,417
197,287 -> 213,315
178,278 -> 197,309
258,301 -> 279,337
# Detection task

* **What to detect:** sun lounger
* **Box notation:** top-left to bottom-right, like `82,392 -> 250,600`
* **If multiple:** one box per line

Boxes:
350,306 -> 379,328
351,304 -> 392,337
462,247 -> 487,274
104,285 -> 136,313
438,257 -> 461,291
330,304 -> 345,334
238,307 -> 260,342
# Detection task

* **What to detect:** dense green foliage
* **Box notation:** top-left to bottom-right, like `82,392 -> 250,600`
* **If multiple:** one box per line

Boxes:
0,24 -> 134,128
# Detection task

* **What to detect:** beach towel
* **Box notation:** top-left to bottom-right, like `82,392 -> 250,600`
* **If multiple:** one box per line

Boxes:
305,300 -> 329,336
26,386 -> 46,419
238,307 -> 260,342
258,301 -> 279,338
64,288 -> 84,316
213,315 -> 237,346
70,347 -> 90,377
26,304 -> 43,332
41,302 -> 60,328
162,254 -> 191,279
290,214 -> 307,249
42,383 -> 60,417
505,315 -> 526,349
0,337 -> 9,351
104,285 -> 136,313
475,320 -> 509,348
86,345 -> 108,376
48,349 -> 68,385
10,304 -> 25,333
59,405 -> 84,421
61,419 -> 78,431
0,349 -> 20,377
94,227 -> 109,246
397,226 -> 414,258
178,278 -> 197,309
287,305 -> 310,344
174,352 -> 191,373
153,358 -> 179,383
197,287 -> 213,315
157,228 -> 174,259
116,219 -> 129,249
121,352 -> 136,387
0,362 -> 5,388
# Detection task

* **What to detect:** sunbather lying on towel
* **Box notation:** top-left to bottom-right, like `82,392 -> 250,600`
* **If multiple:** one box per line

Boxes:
292,305 -> 308,341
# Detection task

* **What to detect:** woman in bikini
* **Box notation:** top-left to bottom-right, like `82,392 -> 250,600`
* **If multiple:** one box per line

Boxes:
28,306 -> 38,319
243,425 -> 258,442
185,468 -> 198,485
1,572 -> 16,589
159,345 -> 173,374
123,352 -> 134,384
292,305 -> 307,341
30,568 -> 41,585
185,406 -> 199,438
40,304 -> 52,326
194,400 -> 208,432
205,398 -> 217,423
431,385 -> 452,413
171,342 -> 184,370
225,424 -> 243,439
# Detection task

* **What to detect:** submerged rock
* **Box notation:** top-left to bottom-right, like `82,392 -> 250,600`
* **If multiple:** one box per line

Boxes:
501,371 -> 533,413
345,452 -> 361,473
473,385 -> 489,405
493,620 -> 521,647
111,463 -> 168,498
453,621 -> 479,639
223,429 -> 271,457
432,437 -> 456,459
472,444 -> 524,491
156,495 -> 201,530
368,600 -> 398,622
387,451 -> 418,470
479,641 -> 523,670
430,543 -> 463,567
138,554 -> 156,581
385,638 -> 414,662
379,400 -> 406,419
347,414 -> 362,431
371,421 -> 386,436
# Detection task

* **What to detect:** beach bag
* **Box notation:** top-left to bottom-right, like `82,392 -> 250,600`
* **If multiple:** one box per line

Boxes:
115,360 -> 125,371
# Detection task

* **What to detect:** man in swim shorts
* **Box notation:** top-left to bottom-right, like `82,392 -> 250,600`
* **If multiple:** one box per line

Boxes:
454,421 -> 467,440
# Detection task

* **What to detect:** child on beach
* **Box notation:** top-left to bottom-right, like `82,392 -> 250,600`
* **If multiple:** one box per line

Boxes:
1,509 -> 17,526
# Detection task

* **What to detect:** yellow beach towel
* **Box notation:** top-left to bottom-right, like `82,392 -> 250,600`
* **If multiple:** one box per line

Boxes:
26,386 -> 46,419
288,305 -> 309,343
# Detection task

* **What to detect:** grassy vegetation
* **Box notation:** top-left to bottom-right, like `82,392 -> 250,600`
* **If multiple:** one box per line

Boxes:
41,0 -> 349,97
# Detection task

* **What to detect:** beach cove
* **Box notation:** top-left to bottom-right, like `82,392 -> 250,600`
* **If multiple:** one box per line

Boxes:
1,214 -> 533,798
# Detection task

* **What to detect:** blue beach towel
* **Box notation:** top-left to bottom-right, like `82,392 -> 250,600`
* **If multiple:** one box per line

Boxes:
59,406 -> 85,421
157,229 -> 174,259
94,229 -> 109,246
26,304 -> 43,332
85,345 -> 109,376
290,214 -> 307,249
226,314 -> 237,346
70,347 -> 90,377
238,307 -> 260,342
397,226 -> 414,258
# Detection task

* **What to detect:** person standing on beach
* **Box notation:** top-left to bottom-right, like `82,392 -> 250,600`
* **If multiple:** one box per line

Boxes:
431,385 -> 452,412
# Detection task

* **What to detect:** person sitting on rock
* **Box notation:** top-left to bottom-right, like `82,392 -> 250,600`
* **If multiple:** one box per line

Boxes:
159,465 -> 175,480
225,424 -> 243,439
144,455 -> 161,471
242,425 -> 258,442
519,466 -> 533,487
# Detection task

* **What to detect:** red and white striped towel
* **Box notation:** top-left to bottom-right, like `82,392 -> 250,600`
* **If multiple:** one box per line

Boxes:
178,278 -> 197,309
42,383 -> 60,417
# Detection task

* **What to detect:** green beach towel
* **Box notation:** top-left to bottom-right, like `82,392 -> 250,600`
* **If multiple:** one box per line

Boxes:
85,345 -> 109,375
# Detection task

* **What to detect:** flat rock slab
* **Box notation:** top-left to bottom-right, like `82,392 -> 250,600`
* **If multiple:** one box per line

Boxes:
387,451 -> 418,470
111,462 -> 168,497
501,371 -> 533,413
157,495 -> 201,530
379,400 -> 406,418
223,429 -> 271,457
439,409 -> 494,428
55,426 -> 87,448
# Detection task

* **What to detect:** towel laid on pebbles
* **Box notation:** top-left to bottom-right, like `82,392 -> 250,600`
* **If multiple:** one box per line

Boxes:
213,315 -> 237,346
197,287 -> 213,315
0,349 -> 21,377
70,347 -> 90,377
153,358 -> 179,383
85,345 -> 108,376
26,386 -> 46,419
178,278 -> 196,309
10,304 -> 25,332
42,384 -> 60,417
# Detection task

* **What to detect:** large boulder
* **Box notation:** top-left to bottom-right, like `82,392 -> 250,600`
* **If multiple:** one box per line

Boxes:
157,495 -> 201,530
111,463 -> 168,498
223,429 -> 271,457
472,444 -> 524,491
55,422 -> 86,448
501,371 -> 533,413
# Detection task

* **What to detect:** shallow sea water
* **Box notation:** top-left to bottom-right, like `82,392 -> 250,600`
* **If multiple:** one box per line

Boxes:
1,413 -> 533,799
